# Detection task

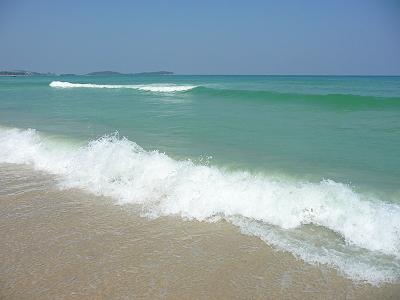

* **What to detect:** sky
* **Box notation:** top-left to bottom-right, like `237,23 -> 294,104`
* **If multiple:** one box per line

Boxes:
0,0 -> 399,75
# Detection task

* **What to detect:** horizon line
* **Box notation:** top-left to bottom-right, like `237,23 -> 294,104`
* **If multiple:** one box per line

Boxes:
1,70 -> 400,77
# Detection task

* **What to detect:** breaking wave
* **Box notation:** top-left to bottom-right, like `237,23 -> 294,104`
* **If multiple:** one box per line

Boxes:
0,127 -> 399,284
49,81 -> 198,92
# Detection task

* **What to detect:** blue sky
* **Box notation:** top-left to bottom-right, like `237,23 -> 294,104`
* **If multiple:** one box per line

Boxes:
0,0 -> 399,74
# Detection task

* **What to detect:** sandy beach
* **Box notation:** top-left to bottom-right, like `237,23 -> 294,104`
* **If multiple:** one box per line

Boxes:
1,163 -> 399,299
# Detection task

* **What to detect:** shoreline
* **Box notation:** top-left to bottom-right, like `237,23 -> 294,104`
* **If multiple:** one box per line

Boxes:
1,163 -> 399,299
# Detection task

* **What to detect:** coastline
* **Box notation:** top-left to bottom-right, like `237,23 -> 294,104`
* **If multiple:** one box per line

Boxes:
1,163 -> 399,299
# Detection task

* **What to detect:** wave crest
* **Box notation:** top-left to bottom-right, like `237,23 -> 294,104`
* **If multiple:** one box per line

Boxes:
49,81 -> 198,92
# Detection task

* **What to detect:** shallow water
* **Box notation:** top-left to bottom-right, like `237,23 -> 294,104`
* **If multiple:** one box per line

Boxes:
1,164 -> 399,299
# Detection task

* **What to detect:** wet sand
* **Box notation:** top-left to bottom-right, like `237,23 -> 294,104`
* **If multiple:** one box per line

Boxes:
0,163 -> 399,299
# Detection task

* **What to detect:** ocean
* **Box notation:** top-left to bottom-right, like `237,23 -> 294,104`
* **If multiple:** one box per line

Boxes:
0,75 -> 399,297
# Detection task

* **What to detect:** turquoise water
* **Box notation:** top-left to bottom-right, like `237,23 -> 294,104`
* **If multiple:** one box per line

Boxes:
1,75 -> 399,196
1,75 -> 400,283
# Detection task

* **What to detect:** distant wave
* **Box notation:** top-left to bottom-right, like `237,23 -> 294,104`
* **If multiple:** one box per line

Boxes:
0,127 -> 399,284
49,81 -> 400,106
189,86 -> 400,109
49,81 -> 198,92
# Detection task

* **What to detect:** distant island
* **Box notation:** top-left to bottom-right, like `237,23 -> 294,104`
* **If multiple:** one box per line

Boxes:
59,73 -> 77,77
0,70 -> 56,76
85,71 -> 124,76
0,70 -> 174,76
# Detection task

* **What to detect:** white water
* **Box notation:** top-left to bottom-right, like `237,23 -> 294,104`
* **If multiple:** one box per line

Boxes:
49,81 -> 197,92
0,127 -> 399,284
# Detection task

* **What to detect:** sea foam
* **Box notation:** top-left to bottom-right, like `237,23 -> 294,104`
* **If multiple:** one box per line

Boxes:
49,81 -> 197,92
0,127 -> 399,284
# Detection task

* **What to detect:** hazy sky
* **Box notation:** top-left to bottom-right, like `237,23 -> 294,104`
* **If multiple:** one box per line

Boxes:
1,0 -> 399,75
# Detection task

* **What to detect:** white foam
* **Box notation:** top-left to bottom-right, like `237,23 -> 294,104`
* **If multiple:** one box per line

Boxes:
0,127 -> 399,284
49,81 -> 197,92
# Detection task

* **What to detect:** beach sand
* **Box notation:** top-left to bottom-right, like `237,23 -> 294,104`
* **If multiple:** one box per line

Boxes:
1,163 -> 399,300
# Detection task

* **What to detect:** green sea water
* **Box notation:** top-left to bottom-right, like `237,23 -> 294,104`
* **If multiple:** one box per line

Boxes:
1,75 -> 399,197
1,75 -> 400,283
